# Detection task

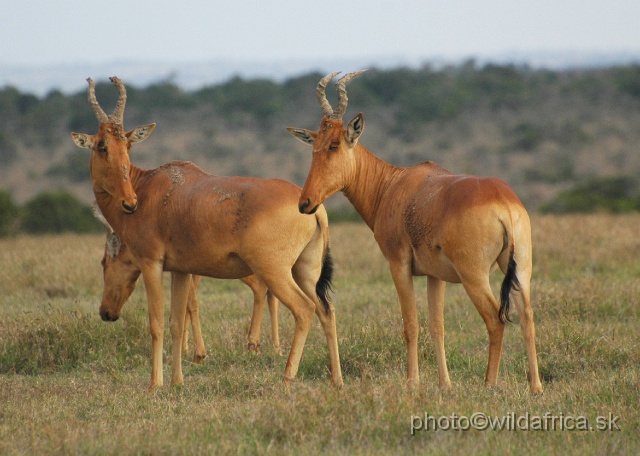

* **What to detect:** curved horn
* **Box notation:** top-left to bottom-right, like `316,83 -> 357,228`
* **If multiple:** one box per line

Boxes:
108,76 -> 127,125
334,69 -> 368,120
316,72 -> 340,118
86,78 -> 108,124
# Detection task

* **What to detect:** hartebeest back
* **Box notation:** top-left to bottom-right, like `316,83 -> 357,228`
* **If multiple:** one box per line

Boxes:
93,206 -> 281,360
289,71 -> 542,393
71,77 -> 342,390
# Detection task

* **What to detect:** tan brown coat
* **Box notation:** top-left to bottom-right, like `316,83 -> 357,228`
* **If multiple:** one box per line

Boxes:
72,77 -> 341,390
289,71 -> 542,393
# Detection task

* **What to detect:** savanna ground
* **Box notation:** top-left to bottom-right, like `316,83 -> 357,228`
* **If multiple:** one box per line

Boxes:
0,215 -> 638,454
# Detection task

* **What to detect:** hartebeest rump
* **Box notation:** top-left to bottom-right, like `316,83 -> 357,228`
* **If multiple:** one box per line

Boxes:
289,71 -> 542,393
94,207 -> 281,360
71,77 -> 341,390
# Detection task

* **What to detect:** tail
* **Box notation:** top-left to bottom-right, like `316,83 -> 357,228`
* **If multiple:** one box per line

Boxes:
315,247 -> 334,314
499,250 -> 520,324
314,205 -> 333,314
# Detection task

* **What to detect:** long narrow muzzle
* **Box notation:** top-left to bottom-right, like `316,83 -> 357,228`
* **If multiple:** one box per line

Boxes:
298,198 -> 318,214
121,198 -> 138,214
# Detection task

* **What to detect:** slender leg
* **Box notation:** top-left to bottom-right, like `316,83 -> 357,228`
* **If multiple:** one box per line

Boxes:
389,260 -> 420,386
312,299 -> 342,387
182,306 -> 190,353
293,268 -> 343,387
267,291 -> 281,355
291,233 -> 343,387
140,261 -> 165,391
186,275 -> 207,364
509,270 -> 543,394
460,275 -> 504,387
181,275 -> 196,354
427,276 -> 451,389
169,272 -> 191,386
243,275 -> 268,353
258,271 -> 316,384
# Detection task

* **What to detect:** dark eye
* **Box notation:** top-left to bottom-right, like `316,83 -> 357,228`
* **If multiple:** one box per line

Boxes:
97,141 -> 107,153
328,142 -> 339,151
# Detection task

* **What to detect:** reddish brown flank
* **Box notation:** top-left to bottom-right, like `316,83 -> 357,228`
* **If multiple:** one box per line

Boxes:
289,71 -> 542,394
72,77 -> 342,390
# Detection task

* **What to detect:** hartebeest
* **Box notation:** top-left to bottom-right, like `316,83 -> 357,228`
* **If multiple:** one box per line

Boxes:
94,207 -> 281,360
289,71 -> 542,393
71,77 -> 341,390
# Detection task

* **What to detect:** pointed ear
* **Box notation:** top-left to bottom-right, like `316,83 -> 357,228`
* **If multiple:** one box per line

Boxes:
127,123 -> 156,144
346,113 -> 364,145
287,127 -> 317,145
71,132 -> 94,149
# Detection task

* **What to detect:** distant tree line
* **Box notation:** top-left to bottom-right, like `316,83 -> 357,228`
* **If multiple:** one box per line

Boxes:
2,62 -> 640,216
2,62 -> 639,162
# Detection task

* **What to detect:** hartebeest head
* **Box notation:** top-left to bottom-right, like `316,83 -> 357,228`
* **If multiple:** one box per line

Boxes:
71,77 -> 156,214
93,205 -> 141,321
288,70 -> 367,214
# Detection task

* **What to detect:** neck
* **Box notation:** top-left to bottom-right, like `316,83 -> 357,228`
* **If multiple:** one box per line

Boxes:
343,144 -> 403,230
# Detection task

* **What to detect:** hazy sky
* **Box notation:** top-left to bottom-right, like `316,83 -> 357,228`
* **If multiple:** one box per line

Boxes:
2,0 -> 638,66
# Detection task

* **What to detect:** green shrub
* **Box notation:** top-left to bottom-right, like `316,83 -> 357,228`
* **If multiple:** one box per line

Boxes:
21,191 -> 101,234
0,190 -> 19,236
541,176 -> 640,213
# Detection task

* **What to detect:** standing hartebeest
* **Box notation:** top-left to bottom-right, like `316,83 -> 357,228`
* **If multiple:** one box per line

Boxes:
288,71 -> 543,393
94,206 -> 281,361
71,77 -> 342,390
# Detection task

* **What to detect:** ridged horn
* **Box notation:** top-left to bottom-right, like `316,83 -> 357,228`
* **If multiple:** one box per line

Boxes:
316,71 -> 340,118
86,78 -> 108,124
334,69 -> 368,120
108,76 -> 127,125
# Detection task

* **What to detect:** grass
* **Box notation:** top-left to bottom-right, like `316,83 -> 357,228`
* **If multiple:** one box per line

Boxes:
0,215 -> 638,454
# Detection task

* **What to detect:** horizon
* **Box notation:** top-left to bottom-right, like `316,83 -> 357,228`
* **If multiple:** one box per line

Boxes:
2,50 -> 640,98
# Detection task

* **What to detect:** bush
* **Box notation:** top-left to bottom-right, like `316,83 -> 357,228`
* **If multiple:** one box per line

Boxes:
21,191 -> 101,234
541,176 -> 640,213
0,191 -> 19,236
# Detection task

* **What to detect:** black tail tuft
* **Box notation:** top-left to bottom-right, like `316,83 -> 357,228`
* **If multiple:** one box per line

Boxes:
499,252 -> 520,324
316,247 -> 334,314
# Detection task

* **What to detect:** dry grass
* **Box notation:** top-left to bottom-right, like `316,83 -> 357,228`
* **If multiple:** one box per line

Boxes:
0,215 -> 638,454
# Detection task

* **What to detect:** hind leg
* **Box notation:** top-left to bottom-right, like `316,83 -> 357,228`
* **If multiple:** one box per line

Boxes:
185,275 -> 206,364
292,263 -> 342,387
389,259 -> 420,386
427,276 -> 452,389
506,262 -> 543,394
242,275 -> 269,353
267,291 -> 281,355
169,272 -> 191,386
292,236 -> 342,387
511,284 -> 543,393
256,270 -> 316,384
460,274 -> 505,387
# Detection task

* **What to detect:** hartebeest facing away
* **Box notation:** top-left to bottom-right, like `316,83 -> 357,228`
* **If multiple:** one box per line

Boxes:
71,77 -> 341,390
94,207 -> 281,360
289,71 -> 542,393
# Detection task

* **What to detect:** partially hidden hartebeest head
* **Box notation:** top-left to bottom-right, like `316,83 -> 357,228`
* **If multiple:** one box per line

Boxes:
92,205 -> 141,321
288,70 -> 367,214
71,77 -> 156,214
